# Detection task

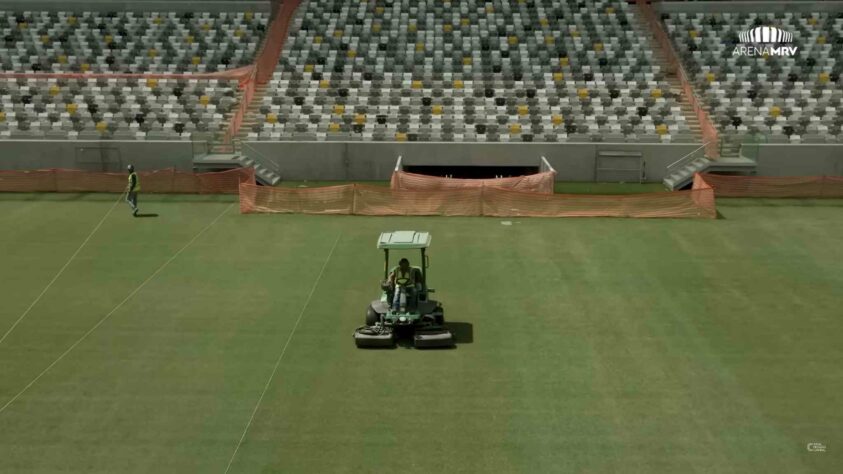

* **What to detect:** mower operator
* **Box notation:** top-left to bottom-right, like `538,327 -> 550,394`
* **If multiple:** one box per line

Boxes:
126,164 -> 140,217
388,258 -> 423,310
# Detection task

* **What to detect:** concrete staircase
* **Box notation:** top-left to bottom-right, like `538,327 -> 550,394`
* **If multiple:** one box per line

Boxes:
233,83 -> 271,148
663,156 -> 757,190
634,6 -> 702,142
193,153 -> 281,186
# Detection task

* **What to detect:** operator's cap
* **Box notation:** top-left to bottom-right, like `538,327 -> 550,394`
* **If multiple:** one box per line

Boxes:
127,164 -> 134,172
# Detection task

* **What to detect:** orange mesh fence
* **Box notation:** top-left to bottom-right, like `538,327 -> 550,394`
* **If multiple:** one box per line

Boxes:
697,173 -> 843,198
240,181 -> 717,218
390,170 -> 556,194
0,168 -> 254,194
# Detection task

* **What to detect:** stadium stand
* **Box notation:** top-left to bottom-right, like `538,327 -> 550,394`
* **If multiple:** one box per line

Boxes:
0,10 -> 267,74
664,11 -> 843,152
0,9 -> 269,140
252,0 -> 697,143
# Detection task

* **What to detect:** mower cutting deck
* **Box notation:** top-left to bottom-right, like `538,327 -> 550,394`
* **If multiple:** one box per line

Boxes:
354,231 -> 455,349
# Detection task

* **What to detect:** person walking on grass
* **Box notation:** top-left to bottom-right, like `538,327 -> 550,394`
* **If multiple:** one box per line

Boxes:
126,164 -> 140,217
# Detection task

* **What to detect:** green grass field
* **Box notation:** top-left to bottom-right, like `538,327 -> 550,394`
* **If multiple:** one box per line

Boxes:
0,192 -> 841,473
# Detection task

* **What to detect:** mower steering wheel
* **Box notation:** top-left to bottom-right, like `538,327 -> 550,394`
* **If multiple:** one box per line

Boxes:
394,277 -> 411,287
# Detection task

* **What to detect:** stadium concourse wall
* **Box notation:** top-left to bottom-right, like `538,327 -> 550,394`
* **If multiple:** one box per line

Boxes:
0,140 -> 197,172
241,142 -> 702,182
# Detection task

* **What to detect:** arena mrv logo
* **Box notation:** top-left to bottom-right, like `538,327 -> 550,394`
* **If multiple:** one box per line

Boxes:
733,26 -> 799,56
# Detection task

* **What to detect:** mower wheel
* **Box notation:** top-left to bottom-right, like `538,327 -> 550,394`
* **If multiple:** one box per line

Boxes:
366,306 -> 380,326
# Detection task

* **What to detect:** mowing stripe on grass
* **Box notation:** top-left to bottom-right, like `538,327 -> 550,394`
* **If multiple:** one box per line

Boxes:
0,202 -> 234,417
0,192 -> 126,346
223,232 -> 342,474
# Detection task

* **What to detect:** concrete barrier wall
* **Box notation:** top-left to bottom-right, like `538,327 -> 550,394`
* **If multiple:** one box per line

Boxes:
242,141 -> 702,182
755,145 -> 843,176
0,140 -> 197,172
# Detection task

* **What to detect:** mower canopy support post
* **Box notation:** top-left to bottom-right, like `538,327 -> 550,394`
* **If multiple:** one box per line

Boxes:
421,248 -> 427,285
383,249 -> 390,280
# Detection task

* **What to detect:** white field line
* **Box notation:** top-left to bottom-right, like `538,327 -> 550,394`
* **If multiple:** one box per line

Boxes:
0,192 -> 126,346
223,232 -> 342,474
0,202 -> 234,416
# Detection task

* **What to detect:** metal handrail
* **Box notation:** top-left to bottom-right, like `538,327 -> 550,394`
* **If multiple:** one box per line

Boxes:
241,141 -> 283,175
666,142 -> 709,173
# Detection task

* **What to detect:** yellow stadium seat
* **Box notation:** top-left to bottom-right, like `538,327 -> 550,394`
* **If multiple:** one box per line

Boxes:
509,124 -> 522,134
319,80 -> 330,89
463,57 -> 472,65
234,29 -> 244,38
333,104 -> 345,115
96,121 -> 108,132
375,6 -> 384,15
443,24 -> 452,33
545,35 -> 555,45
333,29 -> 344,38
66,103 -> 78,114
817,36 -> 826,45
266,113 -> 278,124
148,48 -> 157,58
416,43 -> 425,52
577,88 -> 589,99
41,35 -> 50,44
244,11 -> 253,21
594,42 -> 604,52
807,17 -> 817,25
559,57 -> 569,67
347,49 -> 357,58
606,7 -> 615,14
539,18 -> 549,27
304,64 -> 314,73
651,88 -> 663,98
486,5 -> 494,13
153,16 -> 162,25
192,56 -> 201,65
769,106 -> 781,117
0,111 -> 6,122
453,80 -> 464,89
553,72 -> 564,82
18,21 -> 27,29
819,72 -> 830,84
48,85 -> 60,96
58,55 -> 67,64
408,24 -> 417,33
395,132 -> 408,142
313,36 -> 322,44
551,115 -> 564,126
201,23 -> 210,31
705,72 -> 716,82
517,105 -> 529,116
372,24 -> 381,33
104,35 -> 113,43
461,18 -> 470,27
655,124 -> 668,135
432,105 -> 443,115
80,63 -> 90,72
67,16 -> 76,25
147,78 -> 158,88
508,36 -> 518,45
571,30 -> 580,38
412,80 -> 423,90
355,114 -> 366,125
328,123 -> 340,132
199,95 -> 210,105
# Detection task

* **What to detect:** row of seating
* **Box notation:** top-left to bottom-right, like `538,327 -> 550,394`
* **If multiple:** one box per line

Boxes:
0,10 -> 267,73
251,0 -> 693,142
665,12 -> 843,141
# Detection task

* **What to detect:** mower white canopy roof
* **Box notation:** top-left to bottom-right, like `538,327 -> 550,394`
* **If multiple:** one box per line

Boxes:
377,231 -> 431,249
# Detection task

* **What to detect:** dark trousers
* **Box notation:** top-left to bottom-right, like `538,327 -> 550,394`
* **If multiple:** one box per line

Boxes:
127,191 -> 138,210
